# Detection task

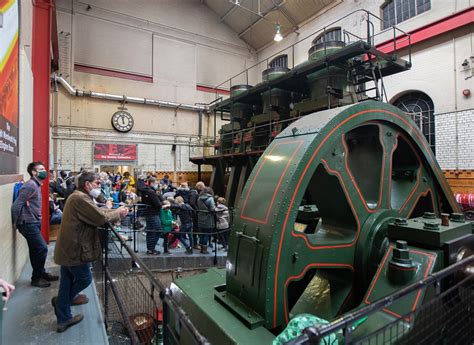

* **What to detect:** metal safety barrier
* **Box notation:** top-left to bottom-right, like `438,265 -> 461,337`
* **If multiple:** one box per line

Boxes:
95,225 -> 210,345
285,255 -> 474,345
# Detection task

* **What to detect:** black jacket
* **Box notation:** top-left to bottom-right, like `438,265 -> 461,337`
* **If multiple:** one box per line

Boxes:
141,186 -> 163,214
171,203 -> 194,225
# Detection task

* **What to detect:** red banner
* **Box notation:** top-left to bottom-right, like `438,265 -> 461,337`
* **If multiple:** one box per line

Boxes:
94,143 -> 137,161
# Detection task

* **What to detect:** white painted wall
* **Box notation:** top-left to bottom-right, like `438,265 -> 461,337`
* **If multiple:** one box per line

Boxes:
0,0 -> 34,283
53,0 -> 257,172
256,0 -> 474,169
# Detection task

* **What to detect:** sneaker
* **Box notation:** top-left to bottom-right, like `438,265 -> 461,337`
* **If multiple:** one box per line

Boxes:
57,314 -> 84,333
31,278 -> 51,288
146,250 -> 161,256
42,272 -> 59,282
72,294 -> 89,306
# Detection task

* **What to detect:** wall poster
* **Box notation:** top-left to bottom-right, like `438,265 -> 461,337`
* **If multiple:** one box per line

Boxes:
0,0 -> 19,175
94,143 -> 137,161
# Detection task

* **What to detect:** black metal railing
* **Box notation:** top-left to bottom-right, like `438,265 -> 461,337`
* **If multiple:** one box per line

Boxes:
285,255 -> 474,345
211,9 -> 411,99
96,224 -> 211,345
96,202 -> 233,261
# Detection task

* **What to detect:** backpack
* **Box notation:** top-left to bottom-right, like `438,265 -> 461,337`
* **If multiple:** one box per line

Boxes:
12,181 -> 24,203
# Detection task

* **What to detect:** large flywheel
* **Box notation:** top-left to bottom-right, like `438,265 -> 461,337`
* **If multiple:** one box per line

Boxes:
225,100 -> 459,330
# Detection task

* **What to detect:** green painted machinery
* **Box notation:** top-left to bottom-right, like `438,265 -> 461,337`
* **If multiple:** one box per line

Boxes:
166,101 -> 474,344
218,84 -> 254,154
246,55 -> 292,152
292,30 -> 358,117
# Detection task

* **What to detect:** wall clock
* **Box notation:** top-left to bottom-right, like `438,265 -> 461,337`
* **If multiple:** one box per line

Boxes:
111,110 -> 134,133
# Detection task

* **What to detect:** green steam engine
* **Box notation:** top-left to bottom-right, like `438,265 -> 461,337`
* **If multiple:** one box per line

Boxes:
176,11 -> 474,345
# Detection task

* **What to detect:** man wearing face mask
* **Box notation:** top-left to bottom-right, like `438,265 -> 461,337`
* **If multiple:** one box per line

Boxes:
52,171 -> 129,332
11,161 -> 58,288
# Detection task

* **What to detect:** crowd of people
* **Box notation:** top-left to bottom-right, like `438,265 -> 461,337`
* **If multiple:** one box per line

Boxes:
8,162 -> 231,333
46,169 -> 231,256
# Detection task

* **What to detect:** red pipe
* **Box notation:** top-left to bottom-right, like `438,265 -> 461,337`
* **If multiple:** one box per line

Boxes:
377,7 -> 474,54
455,193 -> 474,210
32,0 -> 53,242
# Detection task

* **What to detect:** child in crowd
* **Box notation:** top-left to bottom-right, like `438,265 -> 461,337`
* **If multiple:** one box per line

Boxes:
215,197 -> 230,251
172,196 -> 194,254
160,200 -> 175,255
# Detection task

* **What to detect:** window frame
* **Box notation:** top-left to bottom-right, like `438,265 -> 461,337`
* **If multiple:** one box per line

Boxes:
381,0 -> 431,30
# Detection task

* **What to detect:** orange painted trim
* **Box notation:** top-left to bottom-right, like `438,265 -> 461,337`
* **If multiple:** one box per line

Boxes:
272,107 -> 454,327
341,123 -> 385,214
364,245 -> 435,318
283,263 -> 354,323
290,158 -> 361,250
387,134 -> 400,209
240,140 -> 304,224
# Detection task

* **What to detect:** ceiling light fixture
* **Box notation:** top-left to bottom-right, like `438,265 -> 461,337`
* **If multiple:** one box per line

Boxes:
274,23 -> 283,42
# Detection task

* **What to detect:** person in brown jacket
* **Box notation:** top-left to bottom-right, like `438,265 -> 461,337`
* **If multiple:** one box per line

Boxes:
52,171 -> 128,332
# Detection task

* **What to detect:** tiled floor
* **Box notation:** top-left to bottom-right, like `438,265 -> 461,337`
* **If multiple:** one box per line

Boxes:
1,243 -> 108,345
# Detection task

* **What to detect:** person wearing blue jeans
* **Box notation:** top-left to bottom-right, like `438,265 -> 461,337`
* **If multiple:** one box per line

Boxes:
17,223 -> 48,282
11,161 -> 58,287
54,264 -> 92,325
140,177 -> 164,255
53,172 -> 128,332
145,213 -> 163,255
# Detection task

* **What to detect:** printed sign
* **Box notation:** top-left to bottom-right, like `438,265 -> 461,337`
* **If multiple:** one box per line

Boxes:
94,143 -> 137,161
0,0 -> 19,174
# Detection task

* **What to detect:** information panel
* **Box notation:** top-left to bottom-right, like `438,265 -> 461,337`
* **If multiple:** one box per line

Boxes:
94,143 -> 137,161
0,0 -> 19,175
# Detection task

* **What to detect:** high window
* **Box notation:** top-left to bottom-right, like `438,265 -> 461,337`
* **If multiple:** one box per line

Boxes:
382,0 -> 431,29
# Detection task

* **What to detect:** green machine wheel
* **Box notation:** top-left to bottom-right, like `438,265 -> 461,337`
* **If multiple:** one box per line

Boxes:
168,100 -> 464,344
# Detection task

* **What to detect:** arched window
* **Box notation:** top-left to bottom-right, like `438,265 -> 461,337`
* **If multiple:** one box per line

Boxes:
393,91 -> 435,154
381,0 -> 431,29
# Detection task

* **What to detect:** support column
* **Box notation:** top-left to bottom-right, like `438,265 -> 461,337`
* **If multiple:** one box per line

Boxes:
32,0 -> 53,242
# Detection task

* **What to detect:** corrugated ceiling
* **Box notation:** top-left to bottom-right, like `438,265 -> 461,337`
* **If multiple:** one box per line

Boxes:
204,0 -> 338,51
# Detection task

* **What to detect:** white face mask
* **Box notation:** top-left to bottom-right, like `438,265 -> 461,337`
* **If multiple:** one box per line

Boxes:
89,188 -> 101,199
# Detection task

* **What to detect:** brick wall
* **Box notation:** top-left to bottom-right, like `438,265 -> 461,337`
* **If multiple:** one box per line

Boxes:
435,108 -> 474,170
53,127 -> 210,172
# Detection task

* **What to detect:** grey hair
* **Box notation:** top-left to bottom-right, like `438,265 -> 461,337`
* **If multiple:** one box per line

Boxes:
78,171 -> 100,189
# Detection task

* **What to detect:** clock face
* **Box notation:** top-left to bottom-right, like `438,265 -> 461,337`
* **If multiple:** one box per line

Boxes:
112,111 -> 134,133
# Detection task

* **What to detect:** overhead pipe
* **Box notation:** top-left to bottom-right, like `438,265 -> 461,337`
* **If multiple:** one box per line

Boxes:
52,74 -> 208,112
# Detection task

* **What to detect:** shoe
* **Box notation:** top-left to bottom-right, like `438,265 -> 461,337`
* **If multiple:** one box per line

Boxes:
57,314 -> 84,333
164,251 -> 173,255
185,247 -> 193,255
51,296 -> 58,317
146,250 -> 161,256
72,294 -> 89,306
31,278 -> 51,288
42,272 -> 59,282
200,245 -> 209,254
192,244 -> 200,250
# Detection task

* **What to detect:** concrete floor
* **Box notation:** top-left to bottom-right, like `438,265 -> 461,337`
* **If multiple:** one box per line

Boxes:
2,244 -> 108,345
